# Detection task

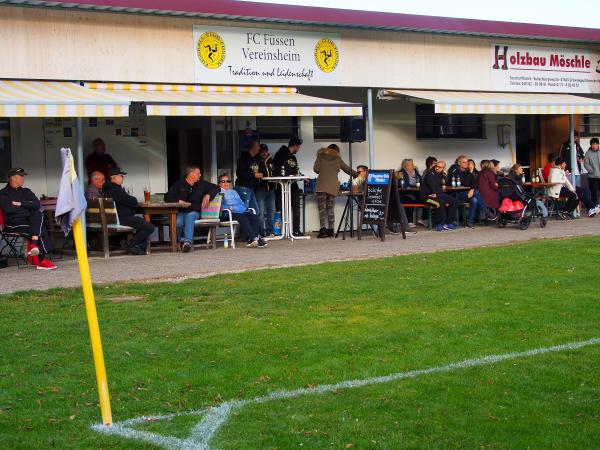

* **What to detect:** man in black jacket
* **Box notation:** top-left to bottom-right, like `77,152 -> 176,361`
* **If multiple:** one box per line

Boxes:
235,139 -> 261,215
102,167 -> 154,255
0,168 -> 56,269
421,160 -> 457,232
273,137 -> 303,236
164,166 -> 219,252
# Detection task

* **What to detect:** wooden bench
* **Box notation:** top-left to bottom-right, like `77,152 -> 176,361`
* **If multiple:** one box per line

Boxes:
86,198 -> 134,259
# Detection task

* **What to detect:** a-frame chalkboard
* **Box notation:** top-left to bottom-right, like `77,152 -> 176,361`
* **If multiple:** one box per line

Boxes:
358,170 -> 406,241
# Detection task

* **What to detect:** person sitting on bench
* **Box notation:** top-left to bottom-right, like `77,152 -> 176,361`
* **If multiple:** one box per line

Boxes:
102,167 -> 154,255
421,160 -> 458,232
218,174 -> 267,248
0,168 -> 56,269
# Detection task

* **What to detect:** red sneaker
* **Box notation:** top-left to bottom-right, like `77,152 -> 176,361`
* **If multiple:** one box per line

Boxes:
36,259 -> 57,270
27,243 -> 40,257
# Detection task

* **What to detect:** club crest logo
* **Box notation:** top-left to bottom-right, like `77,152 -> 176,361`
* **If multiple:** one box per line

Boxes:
314,38 -> 339,73
197,32 -> 226,69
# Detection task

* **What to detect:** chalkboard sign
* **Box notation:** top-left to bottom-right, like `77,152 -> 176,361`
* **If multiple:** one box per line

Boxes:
358,170 -> 391,241
358,169 -> 406,241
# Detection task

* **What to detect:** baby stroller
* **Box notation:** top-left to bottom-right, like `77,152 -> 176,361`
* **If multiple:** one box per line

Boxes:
496,177 -> 547,230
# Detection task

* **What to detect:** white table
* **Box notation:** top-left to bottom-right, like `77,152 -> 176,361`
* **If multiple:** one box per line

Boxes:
264,175 -> 310,241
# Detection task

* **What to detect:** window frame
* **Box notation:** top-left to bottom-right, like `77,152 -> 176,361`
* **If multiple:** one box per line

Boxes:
415,103 -> 486,140
255,116 -> 300,141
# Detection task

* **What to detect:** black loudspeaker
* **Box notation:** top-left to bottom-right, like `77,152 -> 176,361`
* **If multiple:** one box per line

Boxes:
340,117 -> 366,143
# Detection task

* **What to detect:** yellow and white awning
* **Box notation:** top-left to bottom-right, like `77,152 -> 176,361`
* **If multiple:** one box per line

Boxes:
378,89 -> 600,114
0,80 -> 130,117
87,83 -> 363,117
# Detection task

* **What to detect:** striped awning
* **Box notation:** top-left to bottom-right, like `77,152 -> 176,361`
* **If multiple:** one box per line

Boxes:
87,83 -> 363,117
0,80 -> 130,117
378,89 -> 600,114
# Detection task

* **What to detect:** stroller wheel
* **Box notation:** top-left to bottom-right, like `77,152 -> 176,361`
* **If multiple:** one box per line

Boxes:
497,218 -> 507,228
519,217 -> 531,230
539,216 -> 547,228
486,208 -> 498,221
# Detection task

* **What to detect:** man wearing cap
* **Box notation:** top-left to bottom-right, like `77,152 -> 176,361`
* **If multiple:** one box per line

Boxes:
0,168 -> 56,269
102,166 -> 154,255
86,138 -> 118,180
273,137 -> 303,236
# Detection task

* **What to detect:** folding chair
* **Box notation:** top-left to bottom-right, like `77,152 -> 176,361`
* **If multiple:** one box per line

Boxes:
0,209 -> 30,267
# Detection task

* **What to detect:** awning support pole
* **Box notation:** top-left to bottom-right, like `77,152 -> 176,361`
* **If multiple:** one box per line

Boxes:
76,117 -> 87,243
210,117 -> 218,184
367,88 -> 375,168
570,114 -> 576,186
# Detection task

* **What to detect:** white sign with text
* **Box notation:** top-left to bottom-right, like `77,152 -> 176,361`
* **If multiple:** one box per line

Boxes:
193,25 -> 342,86
490,43 -> 600,93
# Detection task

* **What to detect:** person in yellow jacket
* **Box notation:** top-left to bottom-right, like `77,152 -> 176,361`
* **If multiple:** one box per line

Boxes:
313,144 -> 357,238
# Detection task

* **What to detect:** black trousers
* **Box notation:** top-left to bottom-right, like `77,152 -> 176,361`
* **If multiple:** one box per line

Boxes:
576,186 -> 594,210
119,215 -> 155,249
429,193 -> 457,226
5,209 -> 52,256
226,211 -> 261,242
559,187 -> 579,213
588,177 -> 600,206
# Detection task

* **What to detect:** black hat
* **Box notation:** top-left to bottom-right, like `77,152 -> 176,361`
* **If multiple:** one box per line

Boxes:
7,168 -> 27,177
590,137 -> 599,145
108,166 -> 127,177
288,137 -> 303,147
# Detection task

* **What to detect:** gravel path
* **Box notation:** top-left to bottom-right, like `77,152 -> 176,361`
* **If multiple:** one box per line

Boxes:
1,219 -> 598,295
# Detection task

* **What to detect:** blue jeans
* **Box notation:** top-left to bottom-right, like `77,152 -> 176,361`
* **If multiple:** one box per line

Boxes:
255,190 -> 276,235
234,186 -> 260,215
176,210 -> 200,243
467,190 -> 486,224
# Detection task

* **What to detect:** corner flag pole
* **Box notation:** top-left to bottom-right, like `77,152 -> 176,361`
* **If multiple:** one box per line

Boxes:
69,156 -> 113,426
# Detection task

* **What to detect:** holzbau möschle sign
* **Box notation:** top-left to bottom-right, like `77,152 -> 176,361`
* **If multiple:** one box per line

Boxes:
491,43 -> 600,93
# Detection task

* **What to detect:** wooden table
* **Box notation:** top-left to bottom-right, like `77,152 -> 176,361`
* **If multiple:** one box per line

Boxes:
137,202 -> 180,253
523,182 -> 560,188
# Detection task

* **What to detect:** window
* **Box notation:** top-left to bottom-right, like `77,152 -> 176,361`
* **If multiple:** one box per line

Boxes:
580,115 -> 600,137
313,116 -> 341,140
415,104 -> 486,139
255,116 -> 299,140
0,119 -> 11,182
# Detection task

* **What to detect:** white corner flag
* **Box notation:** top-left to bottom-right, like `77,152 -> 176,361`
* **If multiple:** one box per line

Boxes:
55,148 -> 87,235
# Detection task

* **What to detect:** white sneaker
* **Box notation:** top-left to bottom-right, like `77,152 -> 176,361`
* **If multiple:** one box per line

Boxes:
588,206 -> 598,218
246,239 -> 259,248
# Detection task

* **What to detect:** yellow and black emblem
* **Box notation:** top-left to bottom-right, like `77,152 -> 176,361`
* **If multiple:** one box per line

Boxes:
314,38 -> 339,73
197,31 -> 226,69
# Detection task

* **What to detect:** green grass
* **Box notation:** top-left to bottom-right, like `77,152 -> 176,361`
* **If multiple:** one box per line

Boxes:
1,236 -> 600,449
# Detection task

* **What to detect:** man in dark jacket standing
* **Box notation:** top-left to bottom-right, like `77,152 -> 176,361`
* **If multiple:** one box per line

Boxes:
421,160 -> 457,232
0,168 -> 56,269
255,144 -> 276,236
164,166 -> 220,252
235,139 -> 261,215
102,167 -> 154,255
273,137 -> 303,236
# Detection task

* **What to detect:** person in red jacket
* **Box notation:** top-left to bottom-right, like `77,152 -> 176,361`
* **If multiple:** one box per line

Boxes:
85,138 -> 117,180
476,160 -> 500,210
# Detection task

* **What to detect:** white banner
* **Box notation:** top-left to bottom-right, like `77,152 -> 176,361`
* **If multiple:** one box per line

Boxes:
490,43 -> 600,93
193,25 -> 342,86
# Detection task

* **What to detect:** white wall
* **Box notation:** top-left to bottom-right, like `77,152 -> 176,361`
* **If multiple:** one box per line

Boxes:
10,117 -> 168,199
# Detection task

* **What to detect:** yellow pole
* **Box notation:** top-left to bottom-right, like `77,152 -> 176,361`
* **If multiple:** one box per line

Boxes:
69,155 -> 112,425
72,217 -> 113,425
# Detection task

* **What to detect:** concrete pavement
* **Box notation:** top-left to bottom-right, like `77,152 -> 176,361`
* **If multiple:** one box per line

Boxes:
1,219 -> 599,295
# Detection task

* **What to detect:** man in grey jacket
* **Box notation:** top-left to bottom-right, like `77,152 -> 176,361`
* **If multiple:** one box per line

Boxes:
583,137 -> 600,207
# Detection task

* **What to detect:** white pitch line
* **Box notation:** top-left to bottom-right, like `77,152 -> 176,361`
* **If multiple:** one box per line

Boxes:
92,337 -> 600,450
